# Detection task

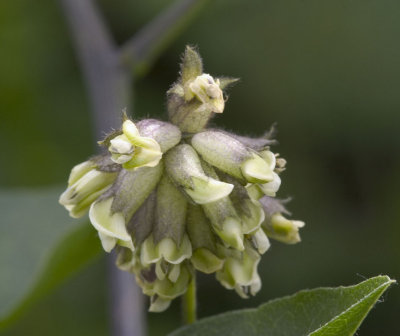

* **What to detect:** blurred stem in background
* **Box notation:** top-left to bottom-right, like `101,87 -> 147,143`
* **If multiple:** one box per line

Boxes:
57,0 -> 209,335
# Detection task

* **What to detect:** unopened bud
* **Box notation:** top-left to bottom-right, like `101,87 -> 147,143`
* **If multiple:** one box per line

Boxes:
165,144 -> 233,204
155,262 -> 181,283
140,173 -> 192,266
242,154 -> 275,184
275,155 -> 287,173
216,243 -> 261,298
202,201 -> 244,251
138,263 -> 192,312
116,247 -> 138,273
167,47 -> 227,133
264,213 -> 305,244
191,131 -> 274,184
186,74 -> 224,113
259,172 -> 281,197
187,204 -> 224,273
251,229 -> 270,254
59,160 -> 118,218
226,174 -> 265,234
149,296 -> 172,313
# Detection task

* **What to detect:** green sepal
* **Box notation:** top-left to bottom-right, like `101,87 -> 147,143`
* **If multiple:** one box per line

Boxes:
186,204 -> 224,273
107,163 -> 163,219
126,191 -> 156,246
217,77 -> 240,91
153,173 -> 188,246
180,45 -> 203,85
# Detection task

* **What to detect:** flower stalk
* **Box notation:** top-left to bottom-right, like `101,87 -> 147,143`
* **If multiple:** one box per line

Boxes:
182,273 -> 197,325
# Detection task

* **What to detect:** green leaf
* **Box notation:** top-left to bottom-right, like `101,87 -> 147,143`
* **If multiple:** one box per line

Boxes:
0,187 -> 102,330
171,276 -> 396,336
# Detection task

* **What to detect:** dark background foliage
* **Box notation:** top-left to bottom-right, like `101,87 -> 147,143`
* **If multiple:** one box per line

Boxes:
1,0 -> 399,335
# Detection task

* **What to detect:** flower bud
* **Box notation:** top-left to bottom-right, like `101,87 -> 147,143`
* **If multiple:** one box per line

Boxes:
67,160 -> 95,185
155,261 -> 181,283
137,262 -> 192,312
89,164 -> 163,252
202,199 -> 244,251
126,191 -> 156,246
225,174 -> 265,234
90,198 -> 133,252
149,296 -> 172,313
260,196 -> 304,244
167,47 -> 227,133
191,131 -> 274,184
165,144 -> 233,204
116,247 -> 139,273
251,228 -> 270,254
140,173 -> 191,266
275,155 -> 287,173
198,162 -> 244,250
259,172 -> 281,197
108,119 -> 162,170
257,150 -> 282,196
245,183 -> 264,200
186,74 -> 224,113
264,213 -> 305,244
216,242 -> 261,298
59,159 -> 118,218
186,204 -> 224,273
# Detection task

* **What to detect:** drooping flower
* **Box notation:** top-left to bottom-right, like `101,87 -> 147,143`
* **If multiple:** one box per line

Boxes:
59,46 -> 304,312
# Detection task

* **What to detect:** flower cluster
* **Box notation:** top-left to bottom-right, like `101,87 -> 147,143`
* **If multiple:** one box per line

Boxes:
59,46 -> 304,312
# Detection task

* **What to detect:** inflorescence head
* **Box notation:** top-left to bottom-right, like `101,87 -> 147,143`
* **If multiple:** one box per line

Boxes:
59,46 -> 304,312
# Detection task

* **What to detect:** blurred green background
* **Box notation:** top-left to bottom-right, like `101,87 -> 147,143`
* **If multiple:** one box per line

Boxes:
1,0 -> 399,335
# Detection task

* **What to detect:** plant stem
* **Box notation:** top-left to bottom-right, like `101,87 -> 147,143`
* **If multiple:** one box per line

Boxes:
58,1 -> 141,335
58,0 -> 130,133
120,0 -> 210,77
183,272 -> 197,325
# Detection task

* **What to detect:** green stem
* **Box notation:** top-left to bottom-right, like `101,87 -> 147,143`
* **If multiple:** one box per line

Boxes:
183,272 -> 197,324
120,0 -> 210,77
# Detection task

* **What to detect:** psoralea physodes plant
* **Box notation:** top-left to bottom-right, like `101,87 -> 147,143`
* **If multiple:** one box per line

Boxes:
59,46 -> 304,312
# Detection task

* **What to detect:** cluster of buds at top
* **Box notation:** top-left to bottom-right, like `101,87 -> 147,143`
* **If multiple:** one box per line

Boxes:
59,46 -> 304,312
